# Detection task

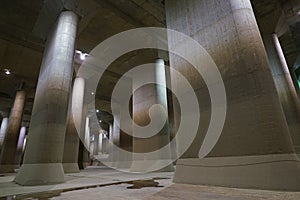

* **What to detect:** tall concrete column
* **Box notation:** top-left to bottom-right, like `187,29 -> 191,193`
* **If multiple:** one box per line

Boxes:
78,140 -> 90,169
14,126 -> 26,168
85,116 -> 90,150
117,118 -> 133,169
77,104 -> 90,169
78,111 -> 90,170
63,113 -> 80,173
14,11 -> 78,185
0,117 -> 8,152
131,59 -> 174,172
101,131 -> 108,154
262,32 -> 300,156
166,0 -> 300,190
108,123 -> 114,154
0,90 -> 26,173
98,133 -> 103,154
92,132 -> 99,156
107,123 -> 115,164
107,116 -> 120,168
89,119 -> 99,156
63,77 -> 85,173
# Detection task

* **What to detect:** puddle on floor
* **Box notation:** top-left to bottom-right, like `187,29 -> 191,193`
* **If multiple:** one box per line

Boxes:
126,179 -> 164,189
1,177 -> 169,200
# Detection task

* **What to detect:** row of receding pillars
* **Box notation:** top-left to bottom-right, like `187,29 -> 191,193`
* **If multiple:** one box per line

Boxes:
0,0 -> 300,187
0,68 -> 168,174
0,10 -> 174,185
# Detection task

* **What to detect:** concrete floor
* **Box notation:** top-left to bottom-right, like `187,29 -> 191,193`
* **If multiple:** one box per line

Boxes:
0,166 -> 300,199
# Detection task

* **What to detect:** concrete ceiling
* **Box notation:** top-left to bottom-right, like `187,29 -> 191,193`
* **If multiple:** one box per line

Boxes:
0,0 -> 165,123
0,0 -> 299,125
252,0 -> 300,70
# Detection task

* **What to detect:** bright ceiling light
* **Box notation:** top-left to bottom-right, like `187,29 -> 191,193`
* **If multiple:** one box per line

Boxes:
4,69 -> 11,75
80,53 -> 87,60
91,92 -> 95,95
96,109 -> 100,113
99,120 -> 102,123
76,50 -> 89,61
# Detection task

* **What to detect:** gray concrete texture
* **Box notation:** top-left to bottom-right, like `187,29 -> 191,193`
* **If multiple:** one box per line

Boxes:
14,11 -> 78,185
63,77 -> 86,173
0,90 -> 26,173
166,0 -> 300,190
254,3 -> 300,156
0,118 -> 8,152
131,59 -> 174,172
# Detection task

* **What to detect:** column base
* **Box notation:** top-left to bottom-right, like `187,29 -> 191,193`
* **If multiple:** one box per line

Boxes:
155,164 -> 174,172
0,164 -> 15,173
91,159 -> 104,166
173,154 -> 300,191
117,153 -> 132,169
78,162 -> 90,169
116,161 -> 132,169
107,151 -> 119,168
63,163 -> 80,173
14,163 -> 65,186
130,159 -> 174,173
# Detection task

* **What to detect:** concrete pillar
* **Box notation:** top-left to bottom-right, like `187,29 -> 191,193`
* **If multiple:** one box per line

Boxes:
166,0 -> 300,191
98,133 -> 103,154
77,104 -> 90,169
112,116 -> 120,147
78,140 -> 90,169
78,109 -> 90,169
118,110 -> 133,169
101,131 -> 108,154
88,118 -> 99,156
14,11 -> 78,185
84,115 -> 98,165
93,132 -> 99,156
131,59 -> 174,172
85,116 -> 90,150
0,117 -> 8,152
0,90 -> 26,173
262,33 -> 300,156
14,126 -> 26,168
107,123 -> 115,163
63,77 -> 85,173
107,117 -> 120,168
62,112 -> 80,173
108,124 -> 113,153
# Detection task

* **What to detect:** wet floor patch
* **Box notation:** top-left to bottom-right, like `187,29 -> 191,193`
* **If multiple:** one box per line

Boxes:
1,177 -> 169,199
126,178 -> 166,189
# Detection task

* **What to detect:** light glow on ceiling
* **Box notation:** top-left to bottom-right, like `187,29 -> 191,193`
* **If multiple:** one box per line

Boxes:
76,50 -> 89,61
4,69 -> 11,75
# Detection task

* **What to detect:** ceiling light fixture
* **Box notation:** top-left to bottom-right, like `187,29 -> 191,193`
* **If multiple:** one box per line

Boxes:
80,53 -> 87,60
4,69 -> 11,75
76,50 -> 89,61
96,109 -> 100,113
